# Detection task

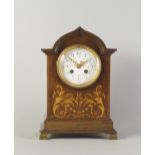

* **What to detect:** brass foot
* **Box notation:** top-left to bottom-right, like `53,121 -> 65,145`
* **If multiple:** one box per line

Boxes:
109,133 -> 117,140
40,130 -> 52,140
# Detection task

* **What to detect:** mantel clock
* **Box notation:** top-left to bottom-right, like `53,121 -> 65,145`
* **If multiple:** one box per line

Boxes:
40,27 -> 117,139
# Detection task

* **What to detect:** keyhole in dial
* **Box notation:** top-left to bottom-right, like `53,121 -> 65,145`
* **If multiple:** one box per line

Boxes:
84,69 -> 88,74
70,69 -> 74,74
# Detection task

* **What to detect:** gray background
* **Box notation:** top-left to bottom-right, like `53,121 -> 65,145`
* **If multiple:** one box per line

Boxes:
15,0 -> 141,155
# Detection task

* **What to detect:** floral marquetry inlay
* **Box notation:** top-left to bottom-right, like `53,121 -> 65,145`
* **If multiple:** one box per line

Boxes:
52,85 -> 105,120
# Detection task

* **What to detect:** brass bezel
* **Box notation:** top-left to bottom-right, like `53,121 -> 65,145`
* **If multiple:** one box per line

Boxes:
57,44 -> 101,88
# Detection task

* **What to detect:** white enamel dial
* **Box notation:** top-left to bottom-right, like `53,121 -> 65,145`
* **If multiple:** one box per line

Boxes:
57,44 -> 101,88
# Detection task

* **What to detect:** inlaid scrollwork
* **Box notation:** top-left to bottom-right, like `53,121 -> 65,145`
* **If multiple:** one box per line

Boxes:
52,85 -> 105,119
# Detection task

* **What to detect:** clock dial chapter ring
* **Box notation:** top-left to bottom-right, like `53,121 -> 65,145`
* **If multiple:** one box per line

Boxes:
56,44 -> 101,88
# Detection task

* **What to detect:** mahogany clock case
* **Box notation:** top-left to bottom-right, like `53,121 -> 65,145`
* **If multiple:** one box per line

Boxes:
40,27 -> 117,139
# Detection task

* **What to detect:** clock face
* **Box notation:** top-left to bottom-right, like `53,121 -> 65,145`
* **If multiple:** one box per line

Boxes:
57,44 -> 101,88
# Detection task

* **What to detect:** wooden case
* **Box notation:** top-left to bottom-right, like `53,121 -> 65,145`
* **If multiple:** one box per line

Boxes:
40,27 -> 117,139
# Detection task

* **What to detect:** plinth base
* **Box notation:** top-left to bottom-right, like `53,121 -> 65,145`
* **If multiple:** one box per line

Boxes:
40,119 -> 117,140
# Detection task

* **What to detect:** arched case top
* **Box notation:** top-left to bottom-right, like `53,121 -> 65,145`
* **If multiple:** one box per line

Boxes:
41,27 -> 117,56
